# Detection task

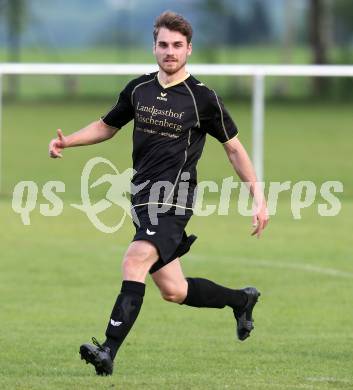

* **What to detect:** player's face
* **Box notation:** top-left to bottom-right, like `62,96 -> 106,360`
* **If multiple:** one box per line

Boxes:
154,27 -> 192,75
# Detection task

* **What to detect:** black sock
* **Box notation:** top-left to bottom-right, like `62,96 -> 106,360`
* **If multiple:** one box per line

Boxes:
103,280 -> 145,360
181,277 -> 247,310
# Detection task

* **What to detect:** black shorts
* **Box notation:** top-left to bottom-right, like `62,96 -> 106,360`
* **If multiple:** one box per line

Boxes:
131,205 -> 197,274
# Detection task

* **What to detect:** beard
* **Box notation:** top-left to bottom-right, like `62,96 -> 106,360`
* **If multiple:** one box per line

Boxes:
157,57 -> 187,75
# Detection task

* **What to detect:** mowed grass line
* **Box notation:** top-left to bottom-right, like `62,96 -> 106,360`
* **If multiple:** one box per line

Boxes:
1,199 -> 353,389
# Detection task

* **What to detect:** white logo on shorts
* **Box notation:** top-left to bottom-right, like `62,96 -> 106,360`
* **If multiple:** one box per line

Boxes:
146,228 -> 156,235
110,319 -> 123,327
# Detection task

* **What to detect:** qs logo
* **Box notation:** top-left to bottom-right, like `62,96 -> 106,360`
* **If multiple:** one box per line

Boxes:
71,157 -> 149,233
11,157 -> 150,233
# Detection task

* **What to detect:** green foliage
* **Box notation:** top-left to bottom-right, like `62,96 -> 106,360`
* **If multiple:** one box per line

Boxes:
334,0 -> 353,44
197,0 -> 272,48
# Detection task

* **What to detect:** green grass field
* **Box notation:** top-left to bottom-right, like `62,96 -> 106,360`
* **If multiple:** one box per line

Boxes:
1,100 -> 353,389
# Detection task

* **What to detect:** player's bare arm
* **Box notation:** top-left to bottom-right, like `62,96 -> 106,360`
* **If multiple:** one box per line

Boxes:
49,119 -> 118,158
223,136 -> 269,238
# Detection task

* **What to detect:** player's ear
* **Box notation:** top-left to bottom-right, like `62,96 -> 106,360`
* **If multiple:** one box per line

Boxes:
187,42 -> 192,56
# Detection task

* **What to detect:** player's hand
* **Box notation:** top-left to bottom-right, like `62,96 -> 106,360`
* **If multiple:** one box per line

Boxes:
251,200 -> 269,238
49,129 -> 67,158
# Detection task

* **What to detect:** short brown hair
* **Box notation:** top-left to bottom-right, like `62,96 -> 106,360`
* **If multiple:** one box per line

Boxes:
153,11 -> 193,44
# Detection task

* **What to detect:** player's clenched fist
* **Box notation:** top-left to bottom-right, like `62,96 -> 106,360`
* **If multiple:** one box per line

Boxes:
49,129 -> 67,158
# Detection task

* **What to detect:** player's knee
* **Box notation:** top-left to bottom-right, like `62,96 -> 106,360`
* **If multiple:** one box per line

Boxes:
123,242 -> 157,273
123,255 -> 148,273
161,288 -> 186,304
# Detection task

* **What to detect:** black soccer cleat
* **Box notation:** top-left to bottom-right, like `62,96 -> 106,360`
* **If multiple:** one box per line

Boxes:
233,287 -> 261,341
79,337 -> 114,376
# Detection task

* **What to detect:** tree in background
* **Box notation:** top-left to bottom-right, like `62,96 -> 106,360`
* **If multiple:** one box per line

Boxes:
309,0 -> 328,65
309,0 -> 330,96
197,0 -> 272,51
196,0 -> 229,62
333,0 -> 353,47
332,0 -> 353,99
0,0 -> 27,98
249,0 -> 271,44
197,0 -> 273,98
308,0 -> 353,99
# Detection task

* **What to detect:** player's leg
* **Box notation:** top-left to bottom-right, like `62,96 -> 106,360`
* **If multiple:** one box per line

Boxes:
152,258 -> 248,307
181,276 -> 261,342
151,258 -> 260,341
80,240 -> 158,375
103,240 -> 158,355
151,257 -> 188,303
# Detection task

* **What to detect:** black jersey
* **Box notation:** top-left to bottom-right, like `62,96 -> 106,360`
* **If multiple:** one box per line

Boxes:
102,72 -> 238,209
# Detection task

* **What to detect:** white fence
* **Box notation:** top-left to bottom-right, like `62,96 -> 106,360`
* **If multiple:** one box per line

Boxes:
1,63 -> 353,191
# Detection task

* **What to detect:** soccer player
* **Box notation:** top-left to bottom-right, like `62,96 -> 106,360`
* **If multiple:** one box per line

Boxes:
49,11 -> 269,376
